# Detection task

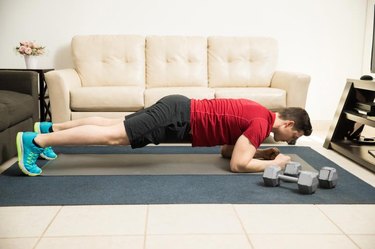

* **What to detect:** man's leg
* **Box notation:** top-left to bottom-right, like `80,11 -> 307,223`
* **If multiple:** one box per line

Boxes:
17,122 -> 130,176
34,122 -> 129,147
34,117 -> 124,160
51,117 -> 124,132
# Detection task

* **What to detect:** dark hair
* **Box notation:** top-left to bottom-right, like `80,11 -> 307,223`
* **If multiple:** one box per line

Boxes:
278,107 -> 312,136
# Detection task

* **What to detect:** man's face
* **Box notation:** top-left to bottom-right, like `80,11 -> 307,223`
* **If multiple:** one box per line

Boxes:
273,122 -> 304,144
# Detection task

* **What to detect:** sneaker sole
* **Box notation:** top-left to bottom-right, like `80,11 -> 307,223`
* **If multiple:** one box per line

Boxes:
34,122 -> 41,133
16,132 -> 41,177
40,152 -> 57,161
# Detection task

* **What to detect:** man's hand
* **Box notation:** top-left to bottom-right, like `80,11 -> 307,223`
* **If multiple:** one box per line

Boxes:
272,154 -> 291,169
254,147 -> 280,160
221,145 -> 234,159
229,136 -> 291,173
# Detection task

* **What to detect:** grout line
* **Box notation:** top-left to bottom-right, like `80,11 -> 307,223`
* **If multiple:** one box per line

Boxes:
29,234 -> 145,239
315,205 -> 362,249
231,205 -> 255,249
143,205 -> 149,249
32,205 -> 63,249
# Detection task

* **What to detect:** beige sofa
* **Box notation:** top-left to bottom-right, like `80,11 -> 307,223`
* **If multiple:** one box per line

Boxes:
46,35 -> 310,123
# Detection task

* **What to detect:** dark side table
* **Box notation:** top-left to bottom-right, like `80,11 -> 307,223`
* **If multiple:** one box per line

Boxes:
0,68 -> 54,121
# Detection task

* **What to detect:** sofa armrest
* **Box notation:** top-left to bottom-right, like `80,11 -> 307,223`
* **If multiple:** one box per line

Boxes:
45,69 -> 82,122
0,70 -> 39,122
0,70 -> 38,97
270,70 -> 310,108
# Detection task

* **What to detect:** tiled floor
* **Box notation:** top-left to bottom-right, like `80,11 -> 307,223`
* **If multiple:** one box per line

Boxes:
0,121 -> 374,249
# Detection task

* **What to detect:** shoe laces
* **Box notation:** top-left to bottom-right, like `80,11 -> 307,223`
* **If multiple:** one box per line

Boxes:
26,151 -> 40,165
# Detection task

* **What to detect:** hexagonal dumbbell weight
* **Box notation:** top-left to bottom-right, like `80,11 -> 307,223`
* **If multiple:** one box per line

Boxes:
284,163 -> 338,189
318,167 -> 338,188
284,161 -> 302,177
263,165 -> 319,194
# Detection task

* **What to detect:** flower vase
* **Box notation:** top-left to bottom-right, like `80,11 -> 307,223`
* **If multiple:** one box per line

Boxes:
24,55 -> 38,69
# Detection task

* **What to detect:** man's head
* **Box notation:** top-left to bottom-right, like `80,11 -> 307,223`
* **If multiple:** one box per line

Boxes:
272,107 -> 312,144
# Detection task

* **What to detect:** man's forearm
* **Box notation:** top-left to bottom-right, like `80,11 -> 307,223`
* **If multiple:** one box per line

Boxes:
222,146 -> 280,160
231,158 -> 278,173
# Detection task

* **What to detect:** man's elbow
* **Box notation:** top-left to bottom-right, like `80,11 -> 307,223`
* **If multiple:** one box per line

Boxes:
230,161 -> 246,173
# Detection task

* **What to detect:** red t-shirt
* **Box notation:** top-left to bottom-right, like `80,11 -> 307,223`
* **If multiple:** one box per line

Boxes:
190,98 -> 276,148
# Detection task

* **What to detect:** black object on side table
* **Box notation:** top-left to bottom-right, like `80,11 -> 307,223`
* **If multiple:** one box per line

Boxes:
324,79 -> 375,172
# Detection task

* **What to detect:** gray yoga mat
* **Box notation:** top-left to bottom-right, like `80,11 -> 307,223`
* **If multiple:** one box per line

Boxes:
41,153 -> 317,176
2,146 -> 375,205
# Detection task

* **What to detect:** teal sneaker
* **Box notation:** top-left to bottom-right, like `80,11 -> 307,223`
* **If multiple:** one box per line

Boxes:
34,122 -> 53,134
16,132 -> 44,176
34,122 -> 57,160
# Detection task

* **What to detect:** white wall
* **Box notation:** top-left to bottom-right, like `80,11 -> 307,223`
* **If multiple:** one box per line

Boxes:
363,0 -> 375,76
0,0 -> 368,120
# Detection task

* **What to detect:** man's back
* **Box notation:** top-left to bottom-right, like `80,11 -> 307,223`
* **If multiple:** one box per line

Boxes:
190,98 -> 275,147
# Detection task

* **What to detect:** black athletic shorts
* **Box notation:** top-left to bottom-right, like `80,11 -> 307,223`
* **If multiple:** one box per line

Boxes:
124,95 -> 191,148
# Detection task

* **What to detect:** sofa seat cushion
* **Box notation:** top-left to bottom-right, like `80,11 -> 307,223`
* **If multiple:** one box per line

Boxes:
144,87 -> 215,107
0,103 -> 9,131
0,90 -> 34,130
70,86 -> 144,112
214,87 -> 286,109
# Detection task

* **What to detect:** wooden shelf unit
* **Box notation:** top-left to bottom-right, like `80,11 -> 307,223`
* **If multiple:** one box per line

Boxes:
324,79 -> 375,172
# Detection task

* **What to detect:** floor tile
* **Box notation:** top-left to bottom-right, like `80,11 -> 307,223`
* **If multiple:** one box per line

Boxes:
349,235 -> 375,249
0,206 -> 61,237
44,205 -> 147,236
249,234 -> 359,249
234,204 -> 341,234
0,238 -> 39,249
147,204 -> 243,234
311,146 -> 375,187
36,236 -> 144,249
146,235 -> 252,249
318,205 -> 375,234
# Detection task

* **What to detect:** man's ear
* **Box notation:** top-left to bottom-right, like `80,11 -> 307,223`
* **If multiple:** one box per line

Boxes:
285,120 -> 295,128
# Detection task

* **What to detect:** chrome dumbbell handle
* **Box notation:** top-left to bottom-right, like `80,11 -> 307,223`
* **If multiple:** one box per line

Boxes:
278,174 -> 299,183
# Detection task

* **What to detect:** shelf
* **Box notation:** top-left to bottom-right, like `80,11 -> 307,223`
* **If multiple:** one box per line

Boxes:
330,140 -> 375,172
344,110 -> 375,126
325,79 -> 375,173
351,79 -> 375,91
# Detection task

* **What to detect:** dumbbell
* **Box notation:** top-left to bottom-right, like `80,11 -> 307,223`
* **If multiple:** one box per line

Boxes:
263,165 -> 319,194
284,161 -> 302,177
284,163 -> 338,189
318,167 -> 338,188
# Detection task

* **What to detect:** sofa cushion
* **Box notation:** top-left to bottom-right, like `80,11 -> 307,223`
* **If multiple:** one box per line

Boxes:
146,36 -> 208,88
70,87 -> 144,112
72,35 -> 145,87
144,87 -> 215,107
0,103 -> 9,131
208,37 -> 278,88
214,87 -> 286,109
0,90 -> 34,129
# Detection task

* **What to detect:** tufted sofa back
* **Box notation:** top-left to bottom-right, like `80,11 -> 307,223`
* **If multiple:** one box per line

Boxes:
72,35 -> 145,87
208,37 -> 277,87
146,36 -> 208,88
72,35 -> 278,89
